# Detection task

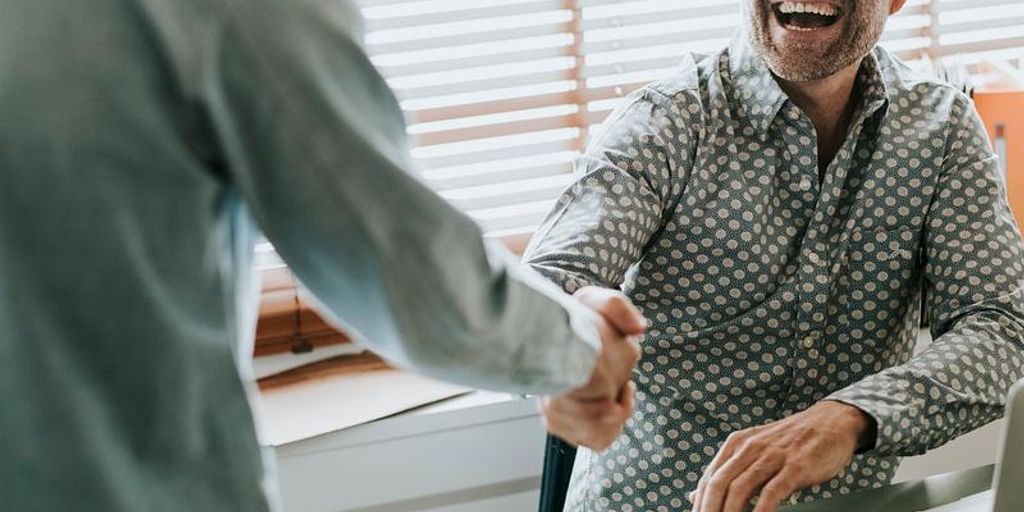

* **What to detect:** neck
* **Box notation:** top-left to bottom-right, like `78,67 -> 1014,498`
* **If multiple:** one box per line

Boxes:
775,58 -> 863,174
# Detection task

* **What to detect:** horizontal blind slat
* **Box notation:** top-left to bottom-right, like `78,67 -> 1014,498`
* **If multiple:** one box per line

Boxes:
365,0 -> 566,31
938,15 -> 1024,36
367,21 -> 571,55
427,157 -> 574,191
469,199 -> 556,232
937,0 -> 1024,13
367,10 -> 572,45
580,4 -> 740,31
933,36 -> 1024,56
376,42 -> 573,79
413,113 -> 577,147
406,88 -> 579,123
440,174 -> 575,211
415,136 -> 580,170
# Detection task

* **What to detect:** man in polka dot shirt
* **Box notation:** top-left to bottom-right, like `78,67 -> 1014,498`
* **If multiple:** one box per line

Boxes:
525,1 -> 1024,511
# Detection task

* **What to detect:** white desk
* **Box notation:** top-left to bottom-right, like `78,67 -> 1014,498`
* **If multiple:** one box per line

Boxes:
273,392 -> 547,512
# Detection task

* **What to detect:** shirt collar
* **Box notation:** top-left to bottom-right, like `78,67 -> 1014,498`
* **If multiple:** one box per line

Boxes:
726,35 -> 788,139
855,48 -> 890,118
725,35 -> 890,140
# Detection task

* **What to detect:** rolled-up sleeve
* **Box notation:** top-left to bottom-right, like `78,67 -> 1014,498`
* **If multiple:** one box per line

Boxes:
828,95 -> 1024,456
203,0 -> 602,395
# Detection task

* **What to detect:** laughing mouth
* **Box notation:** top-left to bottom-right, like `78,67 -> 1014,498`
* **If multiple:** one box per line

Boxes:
771,1 -> 843,31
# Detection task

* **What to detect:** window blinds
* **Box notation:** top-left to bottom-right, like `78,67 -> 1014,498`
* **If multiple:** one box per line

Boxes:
361,0 -> 1024,241
253,0 -> 1024,355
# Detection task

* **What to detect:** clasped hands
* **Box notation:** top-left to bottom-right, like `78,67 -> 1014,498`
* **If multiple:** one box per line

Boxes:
540,286 -> 644,451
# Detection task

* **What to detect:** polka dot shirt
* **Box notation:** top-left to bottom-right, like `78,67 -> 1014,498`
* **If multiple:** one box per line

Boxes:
524,36 -> 1024,511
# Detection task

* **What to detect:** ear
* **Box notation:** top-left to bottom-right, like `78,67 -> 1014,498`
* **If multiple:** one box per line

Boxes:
889,0 -> 909,15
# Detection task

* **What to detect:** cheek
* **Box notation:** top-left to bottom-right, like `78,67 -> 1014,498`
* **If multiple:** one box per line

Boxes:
846,8 -> 888,41
747,1 -> 769,21
864,3 -> 891,29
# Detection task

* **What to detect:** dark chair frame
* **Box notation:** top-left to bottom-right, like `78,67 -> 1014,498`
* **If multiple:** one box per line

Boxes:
538,435 -> 578,512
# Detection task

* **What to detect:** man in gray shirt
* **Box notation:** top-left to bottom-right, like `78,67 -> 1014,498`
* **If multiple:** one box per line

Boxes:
0,0 -> 642,510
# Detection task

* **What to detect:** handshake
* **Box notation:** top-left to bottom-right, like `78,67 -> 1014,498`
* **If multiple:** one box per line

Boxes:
541,286 -> 645,452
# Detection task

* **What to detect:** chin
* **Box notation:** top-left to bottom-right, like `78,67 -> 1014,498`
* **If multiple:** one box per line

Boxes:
765,46 -> 849,82
746,0 -> 885,82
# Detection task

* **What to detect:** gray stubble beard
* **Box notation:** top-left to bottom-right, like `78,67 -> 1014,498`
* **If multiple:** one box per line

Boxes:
744,0 -> 890,82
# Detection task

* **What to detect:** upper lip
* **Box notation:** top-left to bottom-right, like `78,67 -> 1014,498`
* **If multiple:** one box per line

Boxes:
768,0 -> 844,9
768,1 -> 845,17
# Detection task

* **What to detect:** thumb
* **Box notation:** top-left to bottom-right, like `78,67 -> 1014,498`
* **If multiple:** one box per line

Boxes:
575,287 -> 647,335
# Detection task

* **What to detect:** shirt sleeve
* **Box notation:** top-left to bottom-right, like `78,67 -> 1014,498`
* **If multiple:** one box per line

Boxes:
827,94 -> 1024,456
523,88 -> 693,293
202,0 -> 602,395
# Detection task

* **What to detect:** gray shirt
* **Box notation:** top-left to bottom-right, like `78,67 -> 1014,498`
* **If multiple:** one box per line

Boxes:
525,36 -> 1024,510
0,1 -> 602,510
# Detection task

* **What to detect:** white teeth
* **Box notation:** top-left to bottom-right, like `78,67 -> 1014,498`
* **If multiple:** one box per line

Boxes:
777,2 -> 839,16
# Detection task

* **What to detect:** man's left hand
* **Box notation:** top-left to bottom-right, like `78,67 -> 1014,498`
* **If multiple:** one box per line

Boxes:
689,401 -> 876,512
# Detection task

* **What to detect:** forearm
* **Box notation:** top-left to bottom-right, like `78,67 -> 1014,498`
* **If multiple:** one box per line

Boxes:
828,299 -> 1024,456
376,239 -> 604,395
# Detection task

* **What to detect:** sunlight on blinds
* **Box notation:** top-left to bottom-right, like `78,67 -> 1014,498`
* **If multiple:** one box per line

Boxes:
357,0 -> 1024,242
937,0 -> 1024,61
363,0 -> 582,241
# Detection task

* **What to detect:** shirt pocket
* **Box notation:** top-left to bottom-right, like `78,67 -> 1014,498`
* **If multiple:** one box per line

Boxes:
830,227 -> 922,334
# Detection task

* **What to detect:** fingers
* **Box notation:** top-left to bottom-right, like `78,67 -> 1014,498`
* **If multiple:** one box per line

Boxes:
540,380 -> 635,452
752,470 -> 801,512
619,380 -> 636,413
575,286 -> 646,335
614,380 -> 636,433
691,402 -> 864,512
570,287 -> 644,404
573,311 -> 642,403
699,442 -> 766,512
719,457 -> 786,512
690,430 -> 751,510
593,380 -> 634,450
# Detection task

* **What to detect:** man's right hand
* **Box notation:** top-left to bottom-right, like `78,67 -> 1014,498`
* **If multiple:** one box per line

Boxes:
540,287 -> 645,451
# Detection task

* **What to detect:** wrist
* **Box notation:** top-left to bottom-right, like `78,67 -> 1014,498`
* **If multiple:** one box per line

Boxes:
569,358 -> 613,402
824,400 -> 877,453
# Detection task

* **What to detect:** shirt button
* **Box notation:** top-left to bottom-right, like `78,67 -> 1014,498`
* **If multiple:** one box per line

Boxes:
802,337 -> 816,349
800,178 -> 812,191
807,252 -> 821,265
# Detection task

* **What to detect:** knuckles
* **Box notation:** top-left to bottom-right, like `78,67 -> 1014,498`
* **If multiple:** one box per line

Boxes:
725,430 -> 750,446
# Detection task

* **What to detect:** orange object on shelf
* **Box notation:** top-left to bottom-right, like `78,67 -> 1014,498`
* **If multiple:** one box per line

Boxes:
974,91 -> 1024,229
